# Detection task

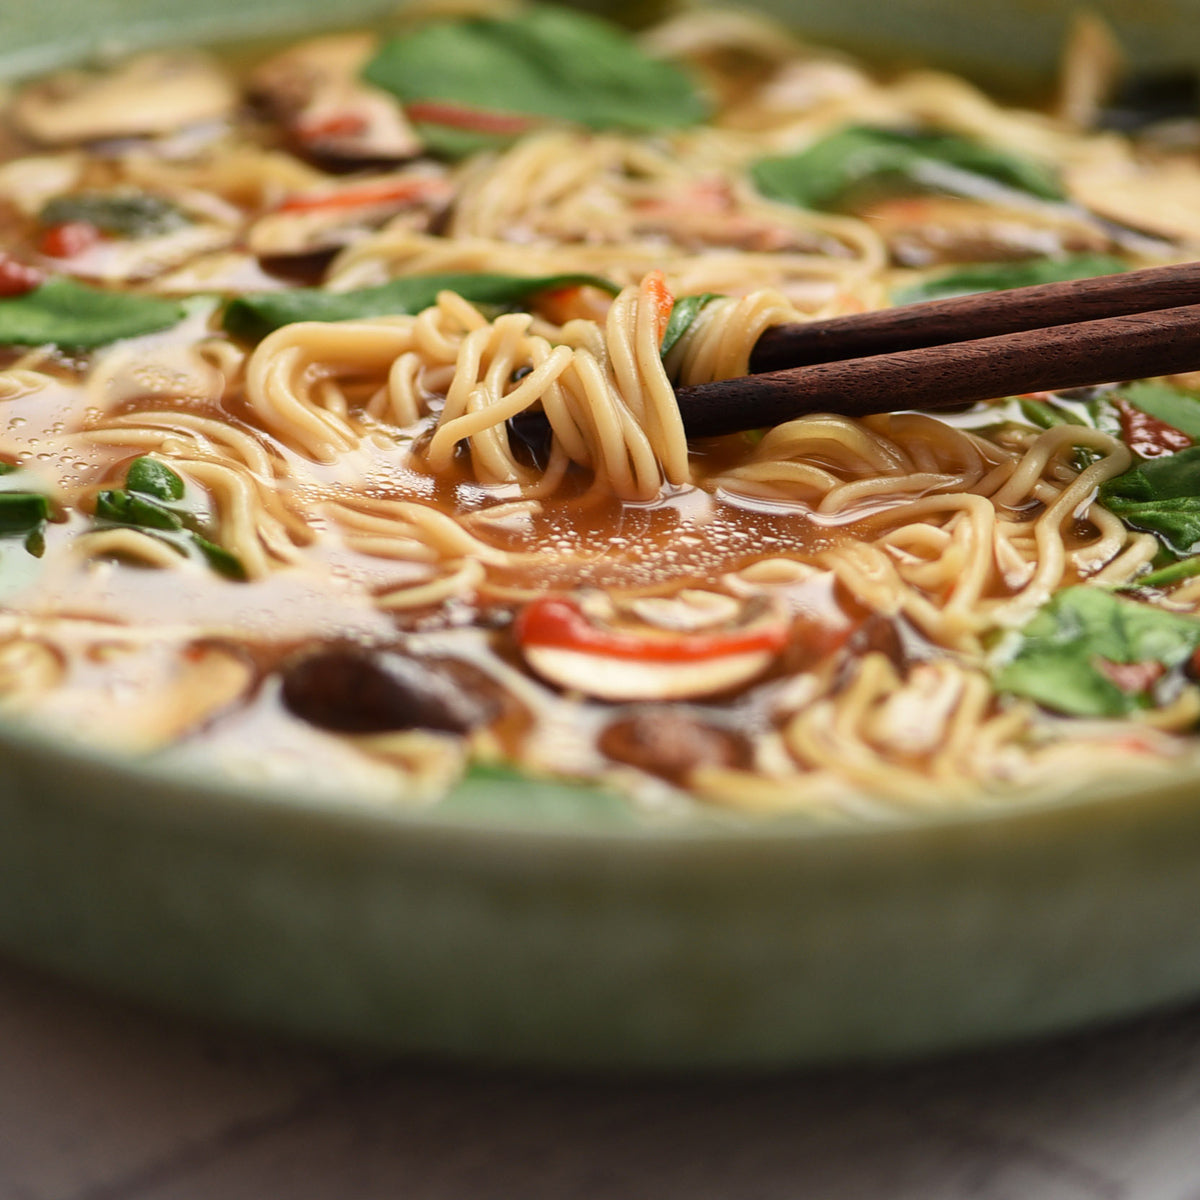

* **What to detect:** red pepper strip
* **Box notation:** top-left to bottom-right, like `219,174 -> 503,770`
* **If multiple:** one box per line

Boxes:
642,270 -> 674,345
1113,395 -> 1192,458
516,596 -> 789,664
404,101 -> 538,136
1095,657 -> 1166,693
0,255 -> 45,297
294,112 -> 370,142
278,177 -> 451,215
38,221 -> 99,259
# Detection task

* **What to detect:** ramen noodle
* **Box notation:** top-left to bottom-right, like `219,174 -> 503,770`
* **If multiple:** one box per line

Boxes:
1,4 -> 1200,817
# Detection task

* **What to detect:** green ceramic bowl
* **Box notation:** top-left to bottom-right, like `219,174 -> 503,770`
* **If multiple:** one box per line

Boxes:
3,0 -> 1200,1069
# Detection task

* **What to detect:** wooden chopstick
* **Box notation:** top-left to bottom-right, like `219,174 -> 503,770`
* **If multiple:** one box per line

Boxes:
748,261 -> 1200,373
677,301 -> 1200,440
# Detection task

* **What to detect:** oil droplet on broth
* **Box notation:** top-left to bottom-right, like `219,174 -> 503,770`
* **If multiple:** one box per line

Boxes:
486,487 -> 851,592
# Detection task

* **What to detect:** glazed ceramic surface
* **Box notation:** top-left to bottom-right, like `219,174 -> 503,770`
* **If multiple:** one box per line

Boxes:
2,0 -> 1200,1068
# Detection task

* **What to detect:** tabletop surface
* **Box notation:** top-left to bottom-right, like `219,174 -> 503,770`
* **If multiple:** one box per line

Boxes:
3,957 -> 1200,1199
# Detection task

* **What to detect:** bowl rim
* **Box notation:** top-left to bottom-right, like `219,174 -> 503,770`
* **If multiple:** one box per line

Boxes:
3,1 -> 1198,854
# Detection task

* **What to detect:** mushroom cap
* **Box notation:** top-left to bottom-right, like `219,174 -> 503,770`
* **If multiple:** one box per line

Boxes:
13,53 -> 237,146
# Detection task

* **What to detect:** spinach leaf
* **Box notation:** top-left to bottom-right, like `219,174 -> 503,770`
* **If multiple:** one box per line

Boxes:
0,465 -> 54,556
660,293 -> 721,359
95,457 -> 245,580
1113,380 -> 1200,442
1128,556 -> 1200,590
994,586 -> 1200,717
443,761 -> 632,826
363,6 -> 708,156
223,272 -> 619,341
39,192 -> 189,239
0,492 -> 50,537
94,489 -> 184,532
892,253 -> 1128,304
1018,395 -> 1088,429
750,125 -> 1064,214
1100,446 -> 1200,556
126,455 -> 186,502
0,277 -> 187,348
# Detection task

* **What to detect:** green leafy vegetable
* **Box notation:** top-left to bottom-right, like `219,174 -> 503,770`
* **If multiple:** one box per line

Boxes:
994,586 -> 1200,716
1100,446 -> 1200,557
750,125 -> 1064,214
223,272 -> 619,341
94,489 -> 184,532
125,455 -> 186,502
892,254 -> 1128,304
1128,556 -> 1200,591
0,277 -> 187,348
94,457 -> 245,580
0,492 -> 50,537
660,293 -> 721,359
363,6 -> 708,156
1017,395 -> 1088,429
442,761 -> 632,826
0,465 -> 54,557
39,192 -> 189,239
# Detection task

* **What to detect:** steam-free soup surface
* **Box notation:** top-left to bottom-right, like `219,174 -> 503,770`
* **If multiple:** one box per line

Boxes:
2,4 -> 1199,815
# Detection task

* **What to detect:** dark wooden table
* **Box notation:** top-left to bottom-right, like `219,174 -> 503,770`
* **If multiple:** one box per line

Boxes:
2,955 -> 1198,1200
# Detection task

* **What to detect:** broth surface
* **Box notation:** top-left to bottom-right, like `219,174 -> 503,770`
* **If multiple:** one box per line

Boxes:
2,6 -> 1200,816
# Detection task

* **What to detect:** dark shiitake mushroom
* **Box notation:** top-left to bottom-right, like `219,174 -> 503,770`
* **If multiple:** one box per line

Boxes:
599,707 -> 752,785
249,34 -> 421,168
280,647 -> 498,735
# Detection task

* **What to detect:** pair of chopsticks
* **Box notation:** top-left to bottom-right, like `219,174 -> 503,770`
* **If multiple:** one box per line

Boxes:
676,261 -> 1200,438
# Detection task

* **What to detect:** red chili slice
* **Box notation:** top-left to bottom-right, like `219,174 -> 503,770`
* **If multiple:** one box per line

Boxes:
515,596 -> 789,664
39,221 -> 99,259
1113,396 -> 1192,459
404,101 -> 539,136
0,255 -> 45,297
277,176 -> 451,215
294,112 -> 370,143
643,270 -> 674,345
1095,657 -> 1165,694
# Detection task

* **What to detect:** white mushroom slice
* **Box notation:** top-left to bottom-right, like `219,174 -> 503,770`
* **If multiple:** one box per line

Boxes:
31,640 -> 252,754
515,593 -> 790,702
250,34 -> 420,164
630,589 -> 743,632
152,250 -> 287,295
1064,158 -> 1200,245
247,172 -> 451,258
863,662 -> 964,756
42,221 -> 234,284
860,195 -> 1104,267
12,53 -> 237,146
522,645 -> 781,702
0,153 -> 83,216
0,638 -> 65,706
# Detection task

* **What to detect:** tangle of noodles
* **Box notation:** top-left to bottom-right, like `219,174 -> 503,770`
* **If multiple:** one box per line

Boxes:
1,4 -> 1199,816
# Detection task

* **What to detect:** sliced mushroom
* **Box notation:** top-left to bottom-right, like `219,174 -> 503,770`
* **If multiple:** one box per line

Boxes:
29,639 -> 252,754
631,181 -> 852,256
246,170 -> 452,259
860,195 -> 1106,267
1064,157 -> 1200,246
12,52 -> 237,146
0,153 -> 83,217
599,707 -> 752,785
249,34 -> 421,167
280,646 -> 499,735
37,217 -> 235,284
515,591 -> 790,702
